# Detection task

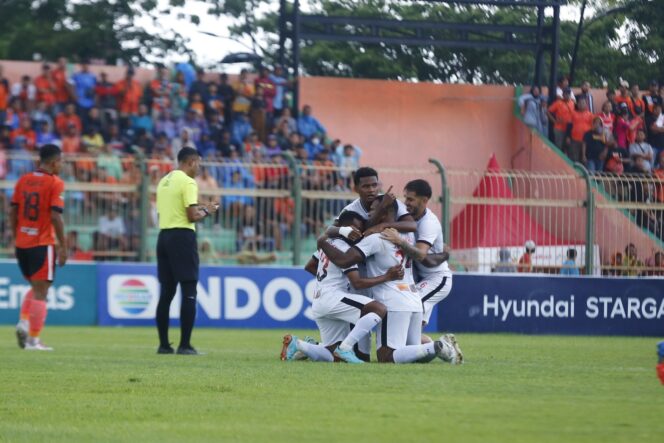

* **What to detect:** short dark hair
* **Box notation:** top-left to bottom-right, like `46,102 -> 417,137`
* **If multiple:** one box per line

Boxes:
404,179 -> 432,199
353,167 -> 378,187
567,248 -> 577,259
177,147 -> 201,163
373,194 -> 398,218
338,210 -> 365,229
40,144 -> 61,162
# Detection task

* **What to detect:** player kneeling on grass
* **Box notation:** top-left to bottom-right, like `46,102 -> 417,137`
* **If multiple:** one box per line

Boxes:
281,211 -> 400,364
318,196 -> 462,364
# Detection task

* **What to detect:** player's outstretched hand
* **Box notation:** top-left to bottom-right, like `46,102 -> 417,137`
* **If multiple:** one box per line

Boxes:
386,264 -> 404,281
380,227 -> 402,246
57,246 -> 67,267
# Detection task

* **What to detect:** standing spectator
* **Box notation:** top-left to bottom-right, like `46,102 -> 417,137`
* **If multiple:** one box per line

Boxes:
644,80 -> 663,128
34,64 -> 56,108
255,66 -> 276,125
105,124 -> 127,154
130,104 -> 154,134
52,57 -> 71,111
205,83 -> 224,121
560,249 -> 580,275
250,85 -> 267,142
232,69 -> 255,116
648,104 -> 664,160
519,86 -> 547,134
265,134 -> 282,157
188,69 -> 209,102
614,103 -> 634,149
231,113 -> 253,147
0,65 -> 9,123
615,80 -> 632,115
577,81 -> 594,113
629,128 -> 654,174
188,93 -> 205,116
275,107 -> 297,136
31,101 -> 54,133
582,117 -> 608,172
298,105 -> 326,141
11,76 -> 36,111
555,75 -> 576,102
71,62 -> 97,123
94,208 -> 126,252
547,88 -> 575,151
627,106 -> 645,146
114,68 -> 142,128
216,130 -> 237,158
95,72 -> 117,127
149,66 -> 171,119
623,243 -> 643,276
36,121 -> 58,148
492,249 -> 517,273
217,73 -> 235,124
155,109 -> 177,140
171,128 -> 195,159
606,89 -> 619,115
10,116 -> 37,151
598,101 -> 615,139
336,144 -> 362,185
305,133 -> 325,160
177,109 -> 207,145
170,71 -> 189,119
629,84 -> 645,114
55,103 -> 82,136
518,240 -> 536,273
269,65 -> 290,118
569,99 -> 594,163
81,126 -> 104,154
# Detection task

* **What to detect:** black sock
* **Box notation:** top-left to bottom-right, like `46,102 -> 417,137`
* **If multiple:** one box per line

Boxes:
156,280 -> 177,348
179,281 -> 197,349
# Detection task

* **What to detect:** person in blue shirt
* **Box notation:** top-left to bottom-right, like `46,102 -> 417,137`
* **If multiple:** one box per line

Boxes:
560,248 -> 580,275
36,121 -> 59,147
71,62 -> 96,116
297,105 -> 326,140
269,65 -> 289,117
304,133 -> 325,159
130,104 -> 154,134
231,112 -> 253,147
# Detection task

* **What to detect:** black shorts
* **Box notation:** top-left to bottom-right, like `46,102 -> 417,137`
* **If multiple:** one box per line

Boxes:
16,245 -> 56,282
157,229 -> 199,283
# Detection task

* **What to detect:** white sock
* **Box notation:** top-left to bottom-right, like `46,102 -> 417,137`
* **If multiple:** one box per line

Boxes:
296,340 -> 334,362
357,334 -> 372,356
339,312 -> 381,351
393,342 -> 436,364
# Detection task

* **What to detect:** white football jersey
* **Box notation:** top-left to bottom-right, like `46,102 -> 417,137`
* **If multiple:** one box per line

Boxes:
337,198 -> 410,221
314,238 -> 358,296
354,233 -> 420,312
415,209 -> 452,278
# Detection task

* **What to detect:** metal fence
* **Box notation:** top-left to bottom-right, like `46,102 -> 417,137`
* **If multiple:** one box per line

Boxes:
0,152 -> 662,276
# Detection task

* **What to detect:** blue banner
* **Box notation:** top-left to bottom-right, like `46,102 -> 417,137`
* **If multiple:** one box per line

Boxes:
0,261 -> 97,325
439,274 -> 664,336
97,263 -> 441,331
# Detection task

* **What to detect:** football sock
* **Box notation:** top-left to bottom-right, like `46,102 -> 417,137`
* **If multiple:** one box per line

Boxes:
156,280 -> 177,348
28,299 -> 47,338
357,334 -> 372,356
393,342 -> 436,364
296,340 -> 334,362
339,312 -> 381,351
20,289 -> 34,321
179,281 -> 197,349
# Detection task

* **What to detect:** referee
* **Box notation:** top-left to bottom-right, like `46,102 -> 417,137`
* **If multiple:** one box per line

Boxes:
155,147 -> 218,355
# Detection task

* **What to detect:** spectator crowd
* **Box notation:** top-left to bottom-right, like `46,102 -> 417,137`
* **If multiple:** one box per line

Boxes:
0,59 -> 363,261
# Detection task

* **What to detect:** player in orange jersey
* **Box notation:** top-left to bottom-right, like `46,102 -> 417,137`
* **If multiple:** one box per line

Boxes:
9,144 -> 67,351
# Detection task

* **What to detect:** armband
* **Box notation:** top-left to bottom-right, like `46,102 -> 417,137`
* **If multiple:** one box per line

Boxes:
339,226 -> 353,238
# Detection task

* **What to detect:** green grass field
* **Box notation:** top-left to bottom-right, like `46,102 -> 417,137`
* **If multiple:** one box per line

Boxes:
0,327 -> 662,443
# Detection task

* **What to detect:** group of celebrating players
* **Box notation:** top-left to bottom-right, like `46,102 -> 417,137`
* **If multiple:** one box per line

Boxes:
280,167 -> 463,364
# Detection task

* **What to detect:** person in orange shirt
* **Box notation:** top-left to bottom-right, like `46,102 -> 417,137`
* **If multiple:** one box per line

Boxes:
629,84 -> 645,117
547,88 -> 575,150
61,123 -> 82,154
149,66 -> 171,118
114,68 -> 143,122
615,80 -> 632,113
51,58 -> 71,111
10,116 -> 37,151
34,64 -> 56,108
568,99 -> 594,163
10,144 -> 67,351
597,101 -> 615,139
0,65 -> 10,119
55,103 -> 82,136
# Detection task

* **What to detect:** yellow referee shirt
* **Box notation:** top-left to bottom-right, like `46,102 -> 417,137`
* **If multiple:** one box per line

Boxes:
156,170 -> 199,231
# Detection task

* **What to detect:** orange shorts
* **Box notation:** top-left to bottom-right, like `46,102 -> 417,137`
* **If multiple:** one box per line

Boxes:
15,245 -> 56,282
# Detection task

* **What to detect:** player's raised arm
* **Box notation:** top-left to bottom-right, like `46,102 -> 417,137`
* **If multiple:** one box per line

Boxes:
346,265 -> 404,290
304,255 -> 319,276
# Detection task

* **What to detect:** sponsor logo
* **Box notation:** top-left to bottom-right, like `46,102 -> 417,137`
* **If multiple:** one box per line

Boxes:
108,275 -> 159,319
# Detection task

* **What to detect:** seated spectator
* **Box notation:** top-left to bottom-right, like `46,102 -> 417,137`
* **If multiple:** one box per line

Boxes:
518,241 -> 536,273
336,144 -> 361,185
149,66 -> 172,119
177,108 -> 207,144
644,251 -> 664,276
81,126 -> 104,154
85,107 -> 104,134
547,88 -> 575,151
216,130 -> 237,158
153,131 -> 172,155
281,131 -> 302,151
205,83 -> 224,121
133,128 -> 155,154
94,208 -> 126,253
217,73 -> 235,123
223,169 -> 254,223
243,131 -> 265,158
560,248 -> 580,275
519,85 -> 547,133
154,109 -> 177,140
196,166 -> 219,200
55,103 -> 82,136
10,75 -> 36,111
171,128 -> 194,159
265,134 -> 282,157
198,133 -> 216,158
622,243 -> 643,277
188,68 -> 208,103
95,71 -> 117,126
31,101 -> 53,132
36,121 -> 59,147
104,123 -> 127,154
232,113 -> 253,147
569,99 -> 594,163
583,117 -> 608,172
276,107 -> 297,136
304,133 -> 325,159
170,70 -> 189,119
653,151 -> 664,203
293,143 -> 308,162
236,205 -> 274,252
66,231 -> 93,261
598,101 -> 615,139
189,92 -> 205,116
71,62 -> 97,118
10,116 -> 37,151
297,105 -> 326,140
61,123 -> 82,154
3,102 -> 20,130
629,128 -> 654,174
130,104 -> 154,134
492,248 -> 517,273
97,143 -> 124,181
199,238 -> 221,265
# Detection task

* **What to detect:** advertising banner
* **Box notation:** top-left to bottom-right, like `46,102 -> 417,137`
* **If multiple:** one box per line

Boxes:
440,274 -> 664,336
97,263 -> 440,332
0,261 -> 97,325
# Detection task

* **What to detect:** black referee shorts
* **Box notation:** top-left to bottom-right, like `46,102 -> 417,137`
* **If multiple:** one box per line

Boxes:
157,229 -> 199,283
